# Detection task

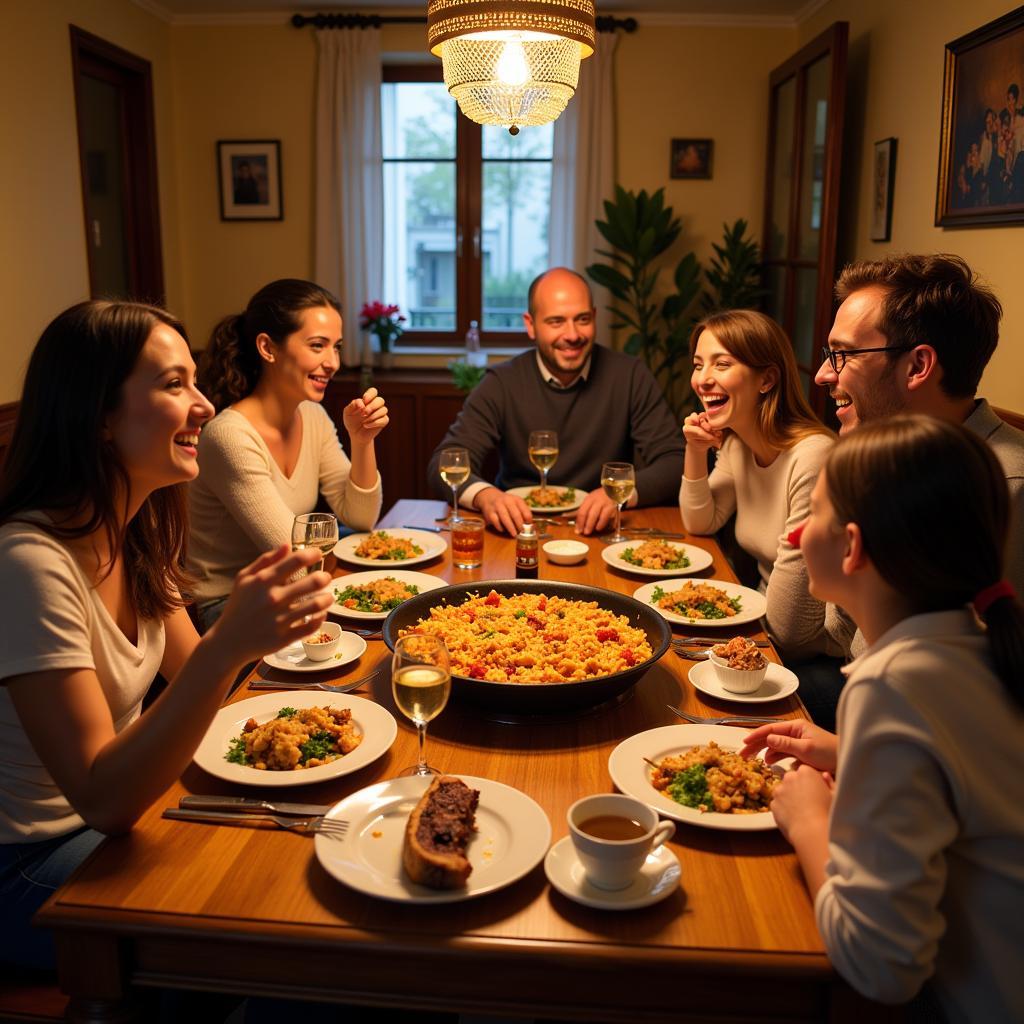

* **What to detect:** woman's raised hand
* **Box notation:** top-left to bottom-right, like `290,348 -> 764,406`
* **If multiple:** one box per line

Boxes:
740,719 -> 838,774
682,411 -> 724,454
343,386 -> 390,445
207,544 -> 333,666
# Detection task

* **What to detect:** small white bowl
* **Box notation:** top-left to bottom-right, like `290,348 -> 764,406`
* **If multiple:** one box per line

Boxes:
543,539 -> 588,565
301,621 -> 343,661
708,643 -> 768,694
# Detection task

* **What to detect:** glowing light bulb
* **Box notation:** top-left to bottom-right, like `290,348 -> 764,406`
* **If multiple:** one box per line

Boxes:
495,39 -> 530,87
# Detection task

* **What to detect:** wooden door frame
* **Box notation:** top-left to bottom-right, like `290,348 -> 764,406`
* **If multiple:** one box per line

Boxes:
69,25 -> 164,305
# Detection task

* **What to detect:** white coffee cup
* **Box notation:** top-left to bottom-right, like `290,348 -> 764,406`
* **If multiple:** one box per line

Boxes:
567,794 -> 675,891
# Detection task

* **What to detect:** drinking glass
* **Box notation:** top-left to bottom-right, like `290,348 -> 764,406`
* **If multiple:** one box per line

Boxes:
438,447 -> 470,525
528,430 -> 558,494
392,634 -> 452,776
600,462 -> 635,543
290,512 -> 338,574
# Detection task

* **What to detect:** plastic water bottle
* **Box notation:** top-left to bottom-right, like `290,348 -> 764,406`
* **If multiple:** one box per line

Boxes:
465,320 -> 486,367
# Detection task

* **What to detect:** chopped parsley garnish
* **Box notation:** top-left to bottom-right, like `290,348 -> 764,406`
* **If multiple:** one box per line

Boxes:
666,765 -> 712,809
299,731 -> 337,763
276,707 -> 298,718
226,736 -> 248,764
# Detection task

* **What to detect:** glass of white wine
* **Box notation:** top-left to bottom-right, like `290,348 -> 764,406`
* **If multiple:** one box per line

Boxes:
439,446 -> 470,525
392,634 -> 452,776
528,430 -> 558,495
291,512 -> 338,575
600,461 -> 635,543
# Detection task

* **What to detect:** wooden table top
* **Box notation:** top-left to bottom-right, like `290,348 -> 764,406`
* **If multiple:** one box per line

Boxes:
39,501 -> 847,1024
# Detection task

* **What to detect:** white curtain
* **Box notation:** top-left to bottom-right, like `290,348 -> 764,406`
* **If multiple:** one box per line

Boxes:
549,32 -> 619,347
314,28 -> 383,368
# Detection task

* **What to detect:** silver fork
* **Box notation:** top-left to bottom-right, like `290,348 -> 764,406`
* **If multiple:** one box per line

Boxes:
163,808 -> 348,837
666,706 -> 783,727
249,671 -> 376,694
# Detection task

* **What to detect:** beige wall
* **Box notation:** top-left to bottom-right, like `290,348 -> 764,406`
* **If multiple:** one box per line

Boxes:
800,0 -> 1024,411
0,0 -> 178,404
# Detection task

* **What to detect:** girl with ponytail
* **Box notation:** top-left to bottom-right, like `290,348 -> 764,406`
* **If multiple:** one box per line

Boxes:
189,280 -> 388,630
742,414 -> 1024,1022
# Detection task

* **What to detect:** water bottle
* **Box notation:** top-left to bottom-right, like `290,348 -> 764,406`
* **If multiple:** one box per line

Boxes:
465,320 -> 486,367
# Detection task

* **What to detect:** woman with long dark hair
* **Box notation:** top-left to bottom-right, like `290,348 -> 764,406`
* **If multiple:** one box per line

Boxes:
189,279 -> 388,630
0,301 -> 332,967
743,415 -> 1024,1022
680,309 -> 840,661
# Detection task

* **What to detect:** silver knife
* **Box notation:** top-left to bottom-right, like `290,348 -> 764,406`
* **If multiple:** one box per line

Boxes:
179,795 -> 333,816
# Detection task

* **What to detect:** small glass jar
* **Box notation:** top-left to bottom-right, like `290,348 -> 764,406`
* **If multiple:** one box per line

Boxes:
515,523 -> 539,579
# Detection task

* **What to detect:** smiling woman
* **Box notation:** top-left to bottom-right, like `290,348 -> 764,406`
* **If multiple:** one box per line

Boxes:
188,279 -> 390,631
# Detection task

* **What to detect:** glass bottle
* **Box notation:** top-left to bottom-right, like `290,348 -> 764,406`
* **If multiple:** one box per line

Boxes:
515,523 -> 539,579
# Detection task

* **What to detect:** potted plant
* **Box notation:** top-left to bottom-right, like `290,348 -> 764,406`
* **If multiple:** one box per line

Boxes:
359,301 -> 405,370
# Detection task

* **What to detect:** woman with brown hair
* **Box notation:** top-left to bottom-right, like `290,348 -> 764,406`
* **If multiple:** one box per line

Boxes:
0,301 -> 333,967
743,415 -> 1024,1022
680,309 -> 840,660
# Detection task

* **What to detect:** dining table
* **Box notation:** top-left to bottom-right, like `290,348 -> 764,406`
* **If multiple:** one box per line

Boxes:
37,500 -> 890,1024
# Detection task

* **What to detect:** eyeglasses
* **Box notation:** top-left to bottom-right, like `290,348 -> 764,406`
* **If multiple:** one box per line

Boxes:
819,345 -> 910,374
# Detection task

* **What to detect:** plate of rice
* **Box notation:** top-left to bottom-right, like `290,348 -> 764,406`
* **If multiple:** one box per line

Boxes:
506,485 -> 583,513
334,529 -> 447,567
330,570 -> 448,621
602,539 -> 714,577
632,579 -> 767,626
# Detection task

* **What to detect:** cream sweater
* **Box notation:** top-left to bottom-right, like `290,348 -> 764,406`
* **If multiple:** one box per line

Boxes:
679,433 -> 841,659
188,403 -> 382,602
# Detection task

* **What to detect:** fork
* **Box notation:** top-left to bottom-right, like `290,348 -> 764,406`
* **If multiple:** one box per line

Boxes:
163,808 -> 349,837
666,706 -> 783,727
248,672 -> 375,694
673,637 -> 771,648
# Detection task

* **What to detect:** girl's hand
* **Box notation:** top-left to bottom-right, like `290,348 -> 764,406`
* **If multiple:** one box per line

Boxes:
740,719 -> 838,774
208,545 -> 334,666
771,765 -> 833,844
682,411 -> 724,454
343,387 -> 389,445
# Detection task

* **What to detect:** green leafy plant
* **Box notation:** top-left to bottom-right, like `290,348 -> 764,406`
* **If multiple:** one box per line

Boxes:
448,359 -> 487,394
702,218 -> 768,313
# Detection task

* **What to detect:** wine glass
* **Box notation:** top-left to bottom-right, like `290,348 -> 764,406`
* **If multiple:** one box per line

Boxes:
438,447 -> 470,525
528,430 -> 558,495
392,634 -> 452,776
290,512 -> 338,575
600,462 -> 635,543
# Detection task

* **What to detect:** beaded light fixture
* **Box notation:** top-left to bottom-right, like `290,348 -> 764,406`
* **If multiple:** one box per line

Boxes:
427,0 -> 596,134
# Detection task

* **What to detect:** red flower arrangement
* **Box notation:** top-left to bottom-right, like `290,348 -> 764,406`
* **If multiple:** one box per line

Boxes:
359,301 -> 406,352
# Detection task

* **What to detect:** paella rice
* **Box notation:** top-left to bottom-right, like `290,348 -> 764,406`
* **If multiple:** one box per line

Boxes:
649,741 -> 775,814
225,705 -> 362,770
524,486 -> 576,508
651,581 -> 742,619
399,589 -> 653,683
354,531 -> 424,560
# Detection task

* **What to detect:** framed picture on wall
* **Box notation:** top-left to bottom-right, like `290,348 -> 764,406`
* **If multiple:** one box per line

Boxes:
935,8 -> 1024,227
217,140 -> 283,221
669,138 -> 713,179
871,137 -> 897,241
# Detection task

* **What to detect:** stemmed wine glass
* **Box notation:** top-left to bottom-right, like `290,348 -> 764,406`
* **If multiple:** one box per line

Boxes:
290,512 -> 339,575
392,634 -> 452,776
528,430 -> 558,495
600,462 -> 635,543
438,447 -> 470,525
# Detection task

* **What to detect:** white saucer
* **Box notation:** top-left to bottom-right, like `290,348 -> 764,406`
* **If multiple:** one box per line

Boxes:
688,659 -> 799,704
544,835 -> 681,910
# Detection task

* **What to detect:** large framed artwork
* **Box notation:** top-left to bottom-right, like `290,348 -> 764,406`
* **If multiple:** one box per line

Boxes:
936,8 -> 1024,227
217,140 -> 283,221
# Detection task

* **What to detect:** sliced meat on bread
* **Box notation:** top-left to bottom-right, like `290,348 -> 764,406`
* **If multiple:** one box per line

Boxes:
402,775 -> 480,889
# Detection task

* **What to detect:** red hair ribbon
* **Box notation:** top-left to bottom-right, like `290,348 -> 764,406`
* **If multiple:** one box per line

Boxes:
974,580 -> 1016,616
786,523 -> 806,549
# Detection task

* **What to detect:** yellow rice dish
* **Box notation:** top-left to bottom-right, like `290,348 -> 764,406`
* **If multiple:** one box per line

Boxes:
649,741 -> 775,814
400,589 -> 653,683
228,706 -> 362,771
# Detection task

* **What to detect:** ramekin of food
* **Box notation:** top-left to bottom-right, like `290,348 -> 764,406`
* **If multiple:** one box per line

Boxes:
708,637 -> 768,693
301,621 -> 343,661
543,539 -> 588,565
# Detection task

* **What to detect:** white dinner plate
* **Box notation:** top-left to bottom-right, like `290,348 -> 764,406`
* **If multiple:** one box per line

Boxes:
632,579 -> 768,627
544,835 -> 681,911
314,775 -> 551,903
193,691 -> 397,788
334,529 -> 447,568
506,485 -> 584,514
688,659 -> 799,704
262,631 -> 367,672
602,540 -> 714,577
608,724 -> 780,832
329,570 -> 448,621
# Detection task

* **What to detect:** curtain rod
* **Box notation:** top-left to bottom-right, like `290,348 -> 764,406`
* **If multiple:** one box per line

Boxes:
291,12 -> 637,32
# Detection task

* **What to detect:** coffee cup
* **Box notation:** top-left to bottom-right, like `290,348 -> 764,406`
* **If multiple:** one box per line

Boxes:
567,794 -> 675,891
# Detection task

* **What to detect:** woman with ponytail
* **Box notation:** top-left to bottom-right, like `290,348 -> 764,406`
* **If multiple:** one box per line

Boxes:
742,415 -> 1024,1022
189,280 -> 388,630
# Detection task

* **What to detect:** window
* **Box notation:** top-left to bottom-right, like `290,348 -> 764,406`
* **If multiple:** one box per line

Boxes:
382,66 -> 553,347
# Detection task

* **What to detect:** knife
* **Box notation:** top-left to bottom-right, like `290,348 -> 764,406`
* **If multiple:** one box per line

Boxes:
179,795 -> 333,817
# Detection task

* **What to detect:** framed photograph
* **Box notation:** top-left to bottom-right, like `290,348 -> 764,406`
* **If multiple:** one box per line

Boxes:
871,137 -> 897,241
217,140 -> 283,221
936,8 -> 1024,227
670,138 -> 713,180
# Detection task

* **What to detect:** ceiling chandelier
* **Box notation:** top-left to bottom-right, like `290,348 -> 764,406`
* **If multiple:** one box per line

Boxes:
427,0 -> 596,134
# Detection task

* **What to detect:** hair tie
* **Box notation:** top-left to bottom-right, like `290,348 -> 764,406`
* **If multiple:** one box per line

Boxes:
974,580 -> 1016,616
786,523 -> 805,549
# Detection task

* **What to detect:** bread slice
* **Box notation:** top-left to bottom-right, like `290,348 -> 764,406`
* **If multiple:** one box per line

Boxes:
402,775 -> 480,889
